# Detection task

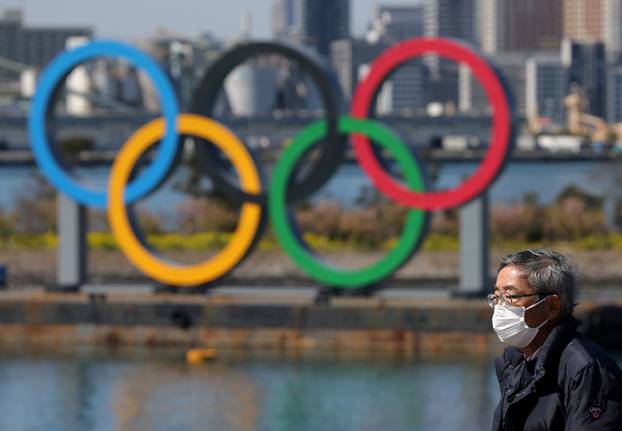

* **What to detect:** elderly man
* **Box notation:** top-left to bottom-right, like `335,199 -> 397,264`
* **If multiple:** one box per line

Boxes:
490,249 -> 622,430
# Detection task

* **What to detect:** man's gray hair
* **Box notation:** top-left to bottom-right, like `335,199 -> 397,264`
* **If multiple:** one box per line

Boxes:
499,249 -> 579,316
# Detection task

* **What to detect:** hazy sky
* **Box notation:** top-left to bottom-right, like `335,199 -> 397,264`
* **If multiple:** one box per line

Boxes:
0,0 -> 419,41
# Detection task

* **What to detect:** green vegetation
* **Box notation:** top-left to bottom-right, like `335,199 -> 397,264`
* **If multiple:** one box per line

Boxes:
4,231 -> 622,253
5,174 -> 622,253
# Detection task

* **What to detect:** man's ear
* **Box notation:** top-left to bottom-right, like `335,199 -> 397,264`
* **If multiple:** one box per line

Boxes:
546,294 -> 561,321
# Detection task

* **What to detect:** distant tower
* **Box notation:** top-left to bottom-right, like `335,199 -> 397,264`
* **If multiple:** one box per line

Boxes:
272,0 -> 350,57
603,0 -> 622,61
65,36 -> 92,116
241,10 -> 253,40
526,56 -> 566,127
272,0 -> 295,39
459,52 -> 529,116
479,0 -> 563,53
424,0 -> 477,44
0,9 -> 92,79
607,64 -> 622,122
367,4 -> 425,43
563,0 -> 603,43
423,0 -> 476,112
331,39 -> 389,100
562,39 -> 607,118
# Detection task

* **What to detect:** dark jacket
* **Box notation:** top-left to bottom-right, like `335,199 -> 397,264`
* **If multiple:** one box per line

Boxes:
492,316 -> 622,430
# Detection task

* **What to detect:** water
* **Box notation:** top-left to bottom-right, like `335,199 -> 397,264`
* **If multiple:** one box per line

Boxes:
0,349 -> 499,431
317,161 -> 622,207
1,349 -> 620,431
4,160 -> 622,214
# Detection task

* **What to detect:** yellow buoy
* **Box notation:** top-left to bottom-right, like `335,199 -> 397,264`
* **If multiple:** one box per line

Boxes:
186,348 -> 218,364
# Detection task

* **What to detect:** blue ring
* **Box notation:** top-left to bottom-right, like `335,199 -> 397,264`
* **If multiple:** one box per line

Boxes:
28,40 -> 179,208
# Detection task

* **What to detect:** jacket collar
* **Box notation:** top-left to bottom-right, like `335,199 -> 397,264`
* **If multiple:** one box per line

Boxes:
535,315 -> 579,373
502,315 -> 579,371
499,315 -> 580,404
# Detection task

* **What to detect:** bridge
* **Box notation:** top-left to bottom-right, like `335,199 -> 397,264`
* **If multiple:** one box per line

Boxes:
0,112 -> 496,150
0,147 -> 615,167
0,111 -> 614,166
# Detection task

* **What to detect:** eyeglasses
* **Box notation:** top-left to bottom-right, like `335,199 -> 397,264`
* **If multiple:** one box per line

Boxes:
487,291 -> 556,308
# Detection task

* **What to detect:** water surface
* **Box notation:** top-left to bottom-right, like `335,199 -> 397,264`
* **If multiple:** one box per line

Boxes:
0,349 -> 499,431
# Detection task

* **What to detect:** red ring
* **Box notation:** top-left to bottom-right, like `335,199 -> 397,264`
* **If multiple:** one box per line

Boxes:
351,37 -> 512,211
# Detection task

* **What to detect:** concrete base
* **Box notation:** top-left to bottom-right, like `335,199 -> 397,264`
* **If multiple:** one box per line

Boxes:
0,288 -> 620,353
46,283 -> 82,293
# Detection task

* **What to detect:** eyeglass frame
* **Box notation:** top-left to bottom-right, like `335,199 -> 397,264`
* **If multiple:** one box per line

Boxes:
487,291 -> 558,308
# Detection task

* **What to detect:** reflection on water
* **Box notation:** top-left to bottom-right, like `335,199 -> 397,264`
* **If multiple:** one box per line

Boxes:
0,349 -> 500,431
0,349 -> 619,431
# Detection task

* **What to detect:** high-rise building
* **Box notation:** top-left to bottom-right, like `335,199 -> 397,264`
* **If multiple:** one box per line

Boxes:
480,0 -> 563,54
0,10 -> 20,66
272,0 -> 296,40
0,9 -> 92,69
603,0 -> 622,61
65,37 -> 92,116
332,3 -> 428,110
459,52 -> 532,117
330,38 -> 388,101
367,5 -> 425,43
526,56 -> 566,126
424,0 -> 477,44
562,39 -> 606,118
563,0 -> 603,43
426,63 -> 459,110
607,64 -> 622,123
376,61 -> 429,115
272,0 -> 350,58
350,4 -> 427,113
300,0 -> 350,57
331,38 -> 428,113
423,0 -> 477,110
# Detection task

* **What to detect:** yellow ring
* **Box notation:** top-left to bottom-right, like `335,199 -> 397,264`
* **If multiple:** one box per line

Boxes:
107,114 -> 262,287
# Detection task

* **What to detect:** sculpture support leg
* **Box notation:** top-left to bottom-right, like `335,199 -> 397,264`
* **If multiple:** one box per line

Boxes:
457,192 -> 489,298
54,193 -> 87,292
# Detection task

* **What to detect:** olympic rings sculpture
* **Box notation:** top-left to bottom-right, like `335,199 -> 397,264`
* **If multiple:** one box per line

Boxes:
29,38 -> 513,289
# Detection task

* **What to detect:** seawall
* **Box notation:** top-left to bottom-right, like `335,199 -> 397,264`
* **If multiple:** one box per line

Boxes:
0,288 -> 620,356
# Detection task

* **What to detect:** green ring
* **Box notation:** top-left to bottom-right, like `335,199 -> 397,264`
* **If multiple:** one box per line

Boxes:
268,115 -> 427,288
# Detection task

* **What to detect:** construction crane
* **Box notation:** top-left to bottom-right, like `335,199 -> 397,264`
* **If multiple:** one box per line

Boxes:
564,88 -> 610,143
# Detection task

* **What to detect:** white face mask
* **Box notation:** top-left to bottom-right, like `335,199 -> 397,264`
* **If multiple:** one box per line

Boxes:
492,297 -> 549,348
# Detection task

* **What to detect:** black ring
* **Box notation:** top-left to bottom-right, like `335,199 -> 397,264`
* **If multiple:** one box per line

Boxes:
191,41 -> 345,205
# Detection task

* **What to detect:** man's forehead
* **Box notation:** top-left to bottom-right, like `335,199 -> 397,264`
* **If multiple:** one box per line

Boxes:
496,266 -> 531,291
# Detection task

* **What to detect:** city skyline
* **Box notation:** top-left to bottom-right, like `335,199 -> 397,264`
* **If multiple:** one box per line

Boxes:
0,0 -> 418,41
2,0 -> 622,134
